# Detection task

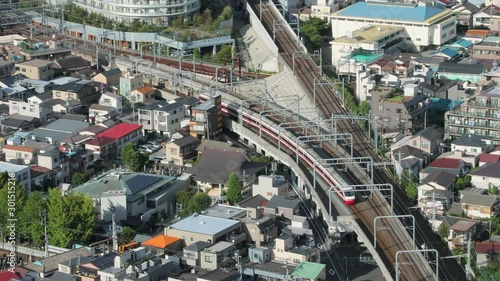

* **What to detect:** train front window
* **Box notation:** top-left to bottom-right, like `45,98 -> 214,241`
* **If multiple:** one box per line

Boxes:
345,191 -> 354,197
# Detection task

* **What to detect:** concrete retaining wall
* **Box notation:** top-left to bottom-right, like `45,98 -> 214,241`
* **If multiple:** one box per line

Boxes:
246,3 -> 279,57
268,3 -> 307,52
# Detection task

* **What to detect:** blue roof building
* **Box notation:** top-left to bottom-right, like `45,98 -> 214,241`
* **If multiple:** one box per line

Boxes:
331,2 -> 457,51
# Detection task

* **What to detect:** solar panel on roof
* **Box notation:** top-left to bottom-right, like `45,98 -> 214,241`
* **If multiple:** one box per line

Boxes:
125,175 -> 163,194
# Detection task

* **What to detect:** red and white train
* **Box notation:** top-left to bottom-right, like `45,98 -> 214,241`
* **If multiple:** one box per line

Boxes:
199,94 -> 356,205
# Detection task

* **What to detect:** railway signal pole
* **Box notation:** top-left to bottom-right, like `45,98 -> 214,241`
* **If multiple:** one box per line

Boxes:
396,249 -> 439,281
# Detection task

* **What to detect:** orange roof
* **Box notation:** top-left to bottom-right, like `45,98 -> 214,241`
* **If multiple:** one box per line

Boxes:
465,29 -> 489,36
2,145 -> 36,153
142,235 -> 180,248
136,85 -> 155,95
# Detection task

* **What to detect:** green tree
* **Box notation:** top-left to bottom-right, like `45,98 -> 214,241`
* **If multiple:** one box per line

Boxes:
47,189 -> 96,248
251,154 -> 273,165
437,223 -> 449,241
226,172 -> 242,205
121,143 -> 147,172
47,188 -> 73,248
193,48 -> 200,59
202,9 -> 213,27
300,17 -> 328,49
121,143 -> 135,163
71,172 -> 87,187
187,192 -> 211,214
456,175 -> 471,190
489,183 -> 500,195
119,226 -> 136,245
18,192 -> 46,245
175,189 -> 193,210
0,182 -> 27,241
215,45 -> 232,63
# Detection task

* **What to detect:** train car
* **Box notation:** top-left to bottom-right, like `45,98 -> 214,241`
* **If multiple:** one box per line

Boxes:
200,94 -> 356,204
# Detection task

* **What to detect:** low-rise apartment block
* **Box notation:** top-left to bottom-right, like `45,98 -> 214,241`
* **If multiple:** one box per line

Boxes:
0,162 -> 31,191
445,85 -> 500,144
14,59 -> 54,80
138,101 -> 185,137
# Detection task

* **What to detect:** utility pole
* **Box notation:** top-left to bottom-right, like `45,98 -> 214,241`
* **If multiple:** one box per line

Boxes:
110,206 -> 118,252
431,191 -> 436,232
40,210 -> 48,258
466,236 -> 472,281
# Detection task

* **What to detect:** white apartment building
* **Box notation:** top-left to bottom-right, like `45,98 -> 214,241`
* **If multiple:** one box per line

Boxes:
137,101 -> 185,137
99,92 -> 123,115
330,2 -> 457,51
9,99 -> 53,123
73,0 -> 201,26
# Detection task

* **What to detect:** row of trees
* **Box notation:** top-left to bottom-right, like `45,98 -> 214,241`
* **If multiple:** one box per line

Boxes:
0,179 -> 95,248
300,17 -> 328,50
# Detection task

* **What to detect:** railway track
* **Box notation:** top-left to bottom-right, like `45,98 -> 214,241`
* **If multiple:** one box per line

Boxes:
247,1 -> 466,280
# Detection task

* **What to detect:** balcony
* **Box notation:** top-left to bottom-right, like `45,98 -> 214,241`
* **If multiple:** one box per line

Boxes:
447,119 -> 500,129
448,110 -> 500,119
467,100 -> 500,109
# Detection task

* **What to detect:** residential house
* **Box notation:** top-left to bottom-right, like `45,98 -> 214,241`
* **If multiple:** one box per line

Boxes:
28,92 -> 55,104
190,94 -> 222,140
262,195 -> 301,220
165,214 -> 242,246
238,207 -> 278,247
391,143 -> 427,171
461,192 -> 500,219
252,174 -> 289,200
475,242 -> 500,268
99,92 -> 122,115
94,123 -> 142,156
470,161 -> 500,189
119,71 -> 144,99
479,146 -> 500,166
200,241 -> 236,270
417,170 -> 456,213
76,252 -> 117,281
2,114 -> 39,130
452,2 -> 480,27
140,235 -> 182,255
52,79 -> 98,106
130,85 -> 155,103
472,36 -> 500,61
445,85 -> 500,144
92,68 -> 122,89
473,5 -> 500,31
452,134 -> 488,154
0,162 -> 31,191
200,204 -> 247,220
79,125 -> 108,136
38,149 -> 70,185
447,219 -> 479,249
408,127 -> 442,156
30,165 -> 54,189
189,146 -> 266,197
30,127 -> 73,144
84,136 -> 116,161
22,246 -> 94,278
52,56 -> 91,76
14,59 -> 54,80
420,158 -> 468,179
463,29 -> 491,44
164,134 -> 200,165
0,61 -> 15,79
273,234 -> 320,264
58,256 -> 92,275
241,260 -> 296,281
89,104 -> 116,123
237,194 -> 269,209
138,101 -> 185,136
71,170 -> 189,221
370,84 -> 431,136
181,241 -> 211,267
436,62 -> 484,83
2,144 -> 37,164
44,98 -> 82,114
291,262 -> 326,281
49,271 -> 76,281
8,98 -> 53,123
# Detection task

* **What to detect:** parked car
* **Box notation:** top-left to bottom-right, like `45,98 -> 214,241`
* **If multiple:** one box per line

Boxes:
152,156 -> 166,162
139,145 -> 154,153
148,142 -> 162,151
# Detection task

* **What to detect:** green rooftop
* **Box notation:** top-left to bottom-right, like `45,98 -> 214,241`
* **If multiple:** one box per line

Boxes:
388,95 -> 405,102
351,53 -> 383,63
291,261 -> 326,279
